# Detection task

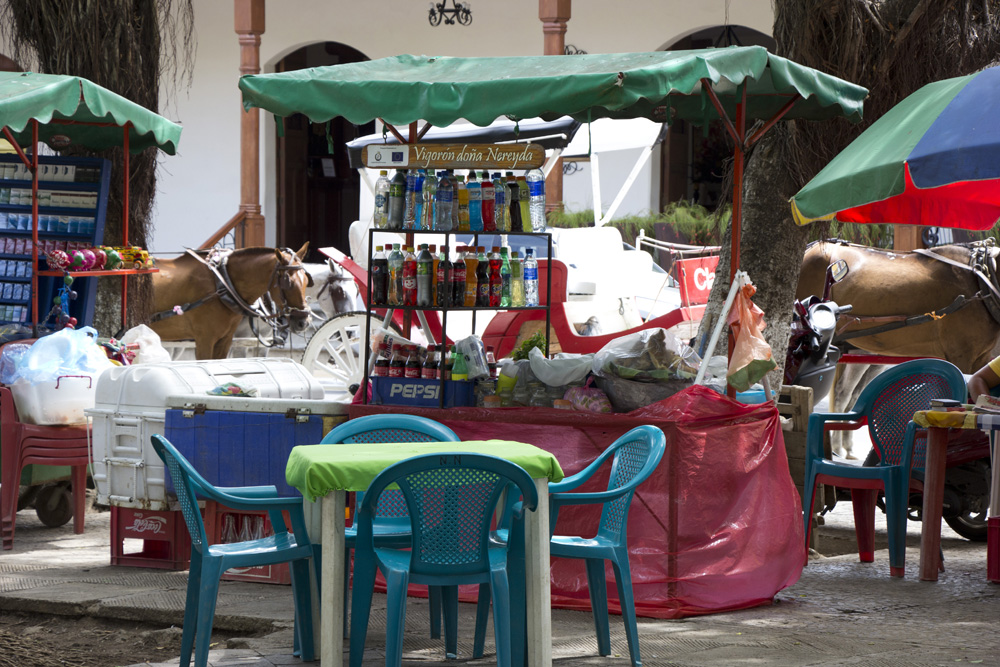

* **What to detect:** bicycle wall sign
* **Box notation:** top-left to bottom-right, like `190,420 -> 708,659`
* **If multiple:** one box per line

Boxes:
363,142 -> 545,170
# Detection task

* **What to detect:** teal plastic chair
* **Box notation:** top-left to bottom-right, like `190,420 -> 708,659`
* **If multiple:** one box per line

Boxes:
543,425 -> 666,667
802,358 -> 967,577
349,452 -> 538,667
322,415 -> 459,643
150,434 -> 316,667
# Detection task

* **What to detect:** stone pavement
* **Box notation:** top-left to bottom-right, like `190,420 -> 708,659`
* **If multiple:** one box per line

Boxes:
0,500 -> 996,667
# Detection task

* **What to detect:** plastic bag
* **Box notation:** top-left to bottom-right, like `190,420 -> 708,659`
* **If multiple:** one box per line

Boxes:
16,327 -> 113,384
457,336 -> 490,380
528,347 -> 593,387
592,327 -> 701,383
0,342 -> 31,384
121,324 -> 172,365
564,377 -> 612,413
726,283 -> 776,392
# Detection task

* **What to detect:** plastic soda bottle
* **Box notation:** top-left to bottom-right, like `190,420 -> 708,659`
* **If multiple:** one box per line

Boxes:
464,246 -> 479,307
388,344 -> 406,377
449,170 -> 460,230
452,246 -> 467,308
387,243 -> 404,305
467,171 -> 483,232
492,172 -> 508,232
480,171 -> 495,232
402,246 -> 417,306
499,247 -> 511,307
404,345 -> 421,378
371,245 -> 388,305
412,170 -> 425,231
435,171 -> 454,231
451,347 -> 469,381
517,176 -> 530,232
507,178 -> 523,232
476,246 -> 490,307
387,170 -> 406,230
523,247 -> 539,306
486,346 -> 497,379
403,169 -> 418,229
526,168 -> 546,232
422,345 -> 438,379
373,342 -> 390,377
436,246 -> 452,307
510,250 -> 525,307
457,176 -> 470,231
421,172 -> 436,231
416,244 -> 433,307
488,247 -> 503,307
429,244 -> 438,305
373,170 -> 390,230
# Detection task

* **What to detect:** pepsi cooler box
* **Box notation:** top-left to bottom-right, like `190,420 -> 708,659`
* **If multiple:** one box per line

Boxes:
371,377 -> 474,408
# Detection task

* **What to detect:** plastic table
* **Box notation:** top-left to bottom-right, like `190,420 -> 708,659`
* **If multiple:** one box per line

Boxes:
913,409 -> 999,582
286,440 -> 564,667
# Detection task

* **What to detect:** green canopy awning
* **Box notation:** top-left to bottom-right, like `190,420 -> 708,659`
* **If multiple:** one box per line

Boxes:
0,71 -> 182,154
238,47 -> 867,129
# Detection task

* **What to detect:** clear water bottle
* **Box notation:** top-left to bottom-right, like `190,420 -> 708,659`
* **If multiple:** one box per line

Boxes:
421,172 -> 436,231
387,170 -> 406,230
373,170 -> 390,230
435,171 -> 454,231
526,168 -> 546,232
523,247 -> 539,306
403,169 -> 418,229
449,170 -> 460,230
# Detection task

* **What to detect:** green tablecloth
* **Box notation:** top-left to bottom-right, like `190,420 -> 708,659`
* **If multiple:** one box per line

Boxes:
286,439 -> 565,502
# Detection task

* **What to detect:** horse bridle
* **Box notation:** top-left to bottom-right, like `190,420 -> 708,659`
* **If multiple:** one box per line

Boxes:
248,248 -> 312,346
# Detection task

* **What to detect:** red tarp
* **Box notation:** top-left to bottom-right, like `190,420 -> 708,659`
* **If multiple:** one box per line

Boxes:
349,384 -> 803,619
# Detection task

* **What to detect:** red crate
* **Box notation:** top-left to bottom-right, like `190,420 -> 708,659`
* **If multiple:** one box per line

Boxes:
110,506 -> 193,571
204,501 -> 291,585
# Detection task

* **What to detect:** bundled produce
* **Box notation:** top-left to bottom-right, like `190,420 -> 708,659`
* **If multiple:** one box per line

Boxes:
593,328 -> 700,383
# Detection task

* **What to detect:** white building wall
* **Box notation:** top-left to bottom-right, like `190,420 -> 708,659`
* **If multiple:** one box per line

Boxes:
143,0 -> 773,253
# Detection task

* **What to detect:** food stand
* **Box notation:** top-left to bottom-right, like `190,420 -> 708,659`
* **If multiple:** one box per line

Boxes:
240,46 -> 868,617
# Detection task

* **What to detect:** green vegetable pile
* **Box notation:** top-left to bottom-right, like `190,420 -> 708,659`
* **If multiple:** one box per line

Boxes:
512,332 -> 547,361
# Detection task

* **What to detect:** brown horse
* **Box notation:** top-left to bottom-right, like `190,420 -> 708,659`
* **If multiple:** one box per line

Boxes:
798,241 -> 1000,373
150,245 -> 312,359
798,240 -> 1000,457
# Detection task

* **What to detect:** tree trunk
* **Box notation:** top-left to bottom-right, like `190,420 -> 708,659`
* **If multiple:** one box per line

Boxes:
0,0 -> 193,335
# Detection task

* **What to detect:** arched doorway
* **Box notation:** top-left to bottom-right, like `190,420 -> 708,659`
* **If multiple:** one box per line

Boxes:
659,26 -> 775,215
273,42 -> 374,262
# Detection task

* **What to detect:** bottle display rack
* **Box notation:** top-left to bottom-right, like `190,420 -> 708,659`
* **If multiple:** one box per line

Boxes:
0,154 -> 111,328
361,227 -> 553,408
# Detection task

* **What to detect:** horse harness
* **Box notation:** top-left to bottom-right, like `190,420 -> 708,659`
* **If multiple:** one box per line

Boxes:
150,248 -> 309,343
830,239 -> 1000,344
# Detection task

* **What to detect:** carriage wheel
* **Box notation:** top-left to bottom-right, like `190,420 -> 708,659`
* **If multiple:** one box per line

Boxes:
301,311 -> 391,399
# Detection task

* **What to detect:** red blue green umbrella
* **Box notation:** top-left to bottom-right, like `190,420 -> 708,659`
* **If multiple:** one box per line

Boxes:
791,66 -> 1000,230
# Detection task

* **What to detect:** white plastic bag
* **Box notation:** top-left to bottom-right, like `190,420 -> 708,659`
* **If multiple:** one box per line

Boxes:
121,324 -> 172,365
457,336 -> 490,381
592,327 -> 700,383
17,326 -> 113,383
528,347 -> 593,387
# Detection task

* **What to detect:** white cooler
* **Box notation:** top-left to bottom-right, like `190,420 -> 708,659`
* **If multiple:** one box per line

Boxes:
87,358 -> 341,510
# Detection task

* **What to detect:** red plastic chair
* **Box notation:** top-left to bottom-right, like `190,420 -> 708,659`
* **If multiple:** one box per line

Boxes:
0,385 -> 90,550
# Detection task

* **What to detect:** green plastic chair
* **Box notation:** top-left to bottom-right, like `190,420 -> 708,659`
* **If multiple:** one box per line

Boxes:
322,414 -> 459,644
349,452 -> 538,667
150,434 -> 316,667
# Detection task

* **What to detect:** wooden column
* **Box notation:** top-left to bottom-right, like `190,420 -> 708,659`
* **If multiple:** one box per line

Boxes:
893,224 -> 923,252
539,0 -> 570,215
235,0 -> 265,247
